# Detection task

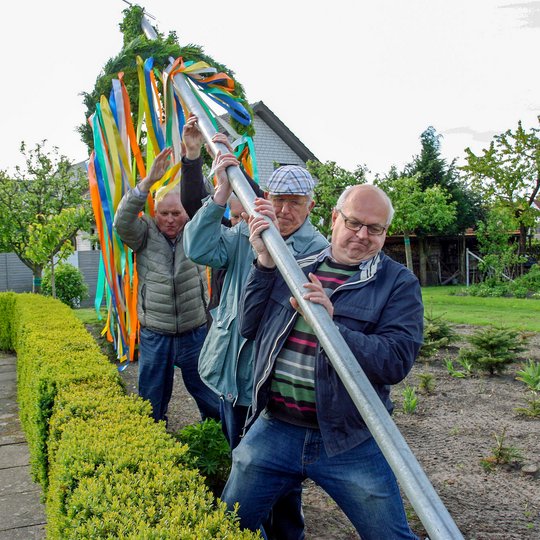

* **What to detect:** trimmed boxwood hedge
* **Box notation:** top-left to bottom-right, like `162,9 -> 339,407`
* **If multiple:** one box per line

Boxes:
0,293 -> 257,539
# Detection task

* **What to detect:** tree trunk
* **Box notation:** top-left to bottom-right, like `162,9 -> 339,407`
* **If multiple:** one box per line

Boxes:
419,237 -> 428,286
403,233 -> 414,273
32,267 -> 43,294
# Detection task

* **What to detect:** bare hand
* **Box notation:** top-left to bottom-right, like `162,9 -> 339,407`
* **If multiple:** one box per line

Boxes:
247,210 -> 275,268
208,132 -> 234,156
182,114 -> 204,159
252,198 -> 279,231
212,151 -> 239,206
290,273 -> 334,318
139,147 -> 173,192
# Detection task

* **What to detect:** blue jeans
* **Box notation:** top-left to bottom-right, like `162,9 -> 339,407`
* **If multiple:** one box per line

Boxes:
219,400 -> 304,540
219,398 -> 250,450
138,326 -> 220,423
221,412 -> 418,540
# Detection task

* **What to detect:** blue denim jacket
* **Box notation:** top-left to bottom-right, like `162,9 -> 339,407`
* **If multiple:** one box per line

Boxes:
239,248 -> 424,456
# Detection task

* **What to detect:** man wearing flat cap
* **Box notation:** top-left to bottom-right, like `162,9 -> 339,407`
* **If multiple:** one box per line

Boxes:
184,145 -> 327,540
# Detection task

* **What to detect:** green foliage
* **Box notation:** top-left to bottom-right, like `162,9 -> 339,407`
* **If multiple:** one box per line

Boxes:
0,292 -> 16,350
417,372 -> 435,394
462,120 -> 540,257
42,262 -> 89,308
79,6 -> 253,151
480,427 -> 523,472
476,205 -> 525,281
458,325 -> 530,375
515,360 -> 540,391
514,360 -> 540,417
13,294 -> 120,489
402,126 -> 483,235
401,385 -> 418,414
6,293 -> 256,539
419,312 -> 458,358
376,175 -> 457,237
375,174 -> 456,273
306,160 -> 367,238
465,264 -> 540,299
174,419 -> 232,496
0,141 -> 91,289
445,357 -> 474,378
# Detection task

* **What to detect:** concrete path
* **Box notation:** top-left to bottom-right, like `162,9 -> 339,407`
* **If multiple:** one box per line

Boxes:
0,352 -> 45,539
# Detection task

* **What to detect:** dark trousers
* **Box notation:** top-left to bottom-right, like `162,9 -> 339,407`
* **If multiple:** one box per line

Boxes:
138,326 -> 220,423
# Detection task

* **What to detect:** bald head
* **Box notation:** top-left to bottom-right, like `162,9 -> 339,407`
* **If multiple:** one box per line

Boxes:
335,185 -> 394,226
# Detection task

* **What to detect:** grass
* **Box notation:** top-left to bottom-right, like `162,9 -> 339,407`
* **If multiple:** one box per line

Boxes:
422,286 -> 540,332
72,307 -> 106,325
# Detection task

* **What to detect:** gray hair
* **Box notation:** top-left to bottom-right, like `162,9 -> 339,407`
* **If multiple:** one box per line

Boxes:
155,185 -> 181,210
335,185 -> 394,226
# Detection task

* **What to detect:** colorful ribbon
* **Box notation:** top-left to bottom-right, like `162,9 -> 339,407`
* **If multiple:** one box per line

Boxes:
87,55 -> 257,364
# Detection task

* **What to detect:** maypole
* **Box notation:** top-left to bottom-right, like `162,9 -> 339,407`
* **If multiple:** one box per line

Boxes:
86,6 -> 463,537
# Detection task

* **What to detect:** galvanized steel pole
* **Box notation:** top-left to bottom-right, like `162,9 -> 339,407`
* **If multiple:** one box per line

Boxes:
173,72 -> 463,540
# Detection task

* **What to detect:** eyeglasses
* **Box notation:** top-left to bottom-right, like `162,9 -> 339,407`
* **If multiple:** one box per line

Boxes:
338,210 -> 386,236
269,196 -> 309,210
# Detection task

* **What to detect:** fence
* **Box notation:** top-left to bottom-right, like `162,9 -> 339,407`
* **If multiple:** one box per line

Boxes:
0,251 -> 102,309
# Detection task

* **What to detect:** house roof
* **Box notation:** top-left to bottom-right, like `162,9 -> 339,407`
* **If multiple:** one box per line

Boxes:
251,101 -> 318,164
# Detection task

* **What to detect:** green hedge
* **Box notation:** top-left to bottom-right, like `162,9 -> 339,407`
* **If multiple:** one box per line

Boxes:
0,293 -> 257,539
0,291 -> 15,350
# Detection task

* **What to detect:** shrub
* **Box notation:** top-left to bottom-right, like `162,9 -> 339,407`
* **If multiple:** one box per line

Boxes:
458,325 -> 530,375
14,294 -> 120,488
417,372 -> 435,394
0,292 -> 16,350
480,427 -> 523,472
419,312 -> 457,358
174,418 -> 232,496
401,385 -> 418,414
5,293 -> 257,539
514,360 -> 540,417
42,262 -> 89,308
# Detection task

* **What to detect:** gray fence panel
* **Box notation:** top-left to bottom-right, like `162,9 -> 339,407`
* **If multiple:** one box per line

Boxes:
0,251 -> 104,309
78,250 -> 103,308
0,253 -> 33,292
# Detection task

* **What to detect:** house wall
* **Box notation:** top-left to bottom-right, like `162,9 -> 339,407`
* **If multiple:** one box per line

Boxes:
252,116 -> 309,185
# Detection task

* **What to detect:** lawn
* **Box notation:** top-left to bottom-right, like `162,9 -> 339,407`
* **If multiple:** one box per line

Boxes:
421,285 -> 540,332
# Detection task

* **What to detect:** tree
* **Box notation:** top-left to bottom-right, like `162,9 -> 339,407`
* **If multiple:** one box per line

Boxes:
78,5 -> 253,153
475,205 -> 525,282
462,120 -> 540,263
401,126 -> 483,281
306,160 -> 367,237
0,141 -> 91,293
375,175 -> 456,283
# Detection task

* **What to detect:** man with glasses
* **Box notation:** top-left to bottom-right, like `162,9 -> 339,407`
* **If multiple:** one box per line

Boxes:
223,184 -> 424,540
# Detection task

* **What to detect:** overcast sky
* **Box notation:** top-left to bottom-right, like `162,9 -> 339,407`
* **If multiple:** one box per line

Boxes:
2,0 -> 539,179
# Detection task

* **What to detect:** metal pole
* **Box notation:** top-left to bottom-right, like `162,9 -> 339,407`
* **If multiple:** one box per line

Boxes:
466,249 -> 470,287
173,72 -> 464,540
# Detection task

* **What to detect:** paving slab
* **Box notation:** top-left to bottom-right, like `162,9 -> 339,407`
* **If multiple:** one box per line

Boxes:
0,351 -> 45,539
0,490 -> 46,533
0,523 -> 46,540
0,443 -> 30,469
